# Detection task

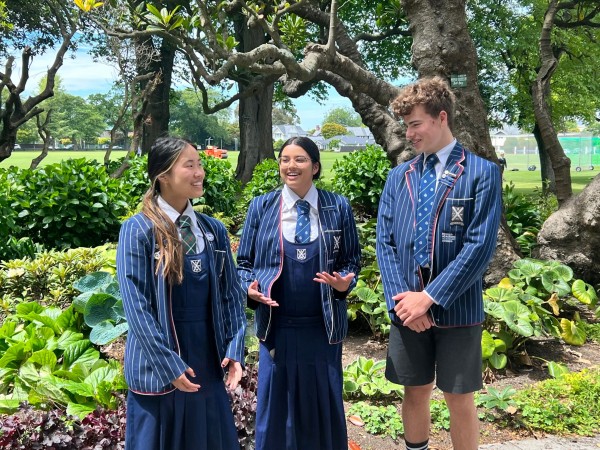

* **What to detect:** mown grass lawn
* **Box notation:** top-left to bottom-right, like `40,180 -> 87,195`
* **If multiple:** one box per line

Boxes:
2,149 -> 594,195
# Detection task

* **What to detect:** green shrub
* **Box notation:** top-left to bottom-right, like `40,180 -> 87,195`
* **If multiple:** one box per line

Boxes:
9,158 -> 130,249
330,145 -> 390,217
115,154 -> 150,210
514,368 -> 600,435
502,182 -> 544,256
0,246 -> 114,314
347,401 -> 403,440
343,357 -> 402,400
196,154 -> 241,217
482,258 -> 598,370
0,301 -> 127,418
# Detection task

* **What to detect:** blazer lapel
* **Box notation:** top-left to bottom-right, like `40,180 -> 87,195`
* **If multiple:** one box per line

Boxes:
405,157 -> 421,223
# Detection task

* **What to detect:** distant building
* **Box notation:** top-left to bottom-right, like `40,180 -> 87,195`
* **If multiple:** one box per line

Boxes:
273,124 -> 308,141
345,127 -> 374,140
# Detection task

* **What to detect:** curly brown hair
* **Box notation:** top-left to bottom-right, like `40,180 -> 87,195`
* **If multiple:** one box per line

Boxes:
390,76 -> 456,130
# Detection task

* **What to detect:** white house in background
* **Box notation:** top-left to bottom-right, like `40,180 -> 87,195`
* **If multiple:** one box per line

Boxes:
346,126 -> 374,140
327,134 -> 376,152
273,124 -> 308,141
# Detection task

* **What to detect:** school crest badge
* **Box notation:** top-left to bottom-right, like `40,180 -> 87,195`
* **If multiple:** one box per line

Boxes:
191,259 -> 202,273
296,248 -> 307,261
450,206 -> 464,226
333,235 -> 341,251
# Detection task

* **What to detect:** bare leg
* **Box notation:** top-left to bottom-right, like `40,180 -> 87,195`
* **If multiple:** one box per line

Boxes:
402,383 -> 435,444
444,391 -> 479,450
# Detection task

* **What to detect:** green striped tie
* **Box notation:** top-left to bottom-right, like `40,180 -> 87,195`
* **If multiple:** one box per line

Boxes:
177,215 -> 197,255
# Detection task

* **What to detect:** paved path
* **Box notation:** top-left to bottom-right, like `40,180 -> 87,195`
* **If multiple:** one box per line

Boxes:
479,435 -> 600,449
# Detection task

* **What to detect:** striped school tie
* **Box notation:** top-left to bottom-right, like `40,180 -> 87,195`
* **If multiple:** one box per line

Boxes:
413,153 -> 439,267
177,215 -> 197,255
295,200 -> 311,244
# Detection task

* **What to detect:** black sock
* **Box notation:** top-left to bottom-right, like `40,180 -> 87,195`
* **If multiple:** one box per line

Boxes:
405,439 -> 429,450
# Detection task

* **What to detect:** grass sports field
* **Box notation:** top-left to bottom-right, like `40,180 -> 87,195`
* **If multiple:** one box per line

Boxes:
2,149 -> 594,195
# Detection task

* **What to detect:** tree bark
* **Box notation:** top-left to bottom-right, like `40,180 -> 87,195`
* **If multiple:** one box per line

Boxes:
531,0 -> 572,206
533,123 -> 556,194
137,36 -> 175,153
233,13 -> 275,184
535,172 -> 600,286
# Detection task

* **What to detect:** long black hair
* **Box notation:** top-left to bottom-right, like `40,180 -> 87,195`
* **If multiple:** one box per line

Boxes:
142,137 -> 194,284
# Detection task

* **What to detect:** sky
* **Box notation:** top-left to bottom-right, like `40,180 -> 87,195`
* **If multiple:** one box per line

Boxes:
19,45 -> 354,131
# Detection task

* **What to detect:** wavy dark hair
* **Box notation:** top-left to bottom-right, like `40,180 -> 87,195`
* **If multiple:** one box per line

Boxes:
142,137 -> 195,285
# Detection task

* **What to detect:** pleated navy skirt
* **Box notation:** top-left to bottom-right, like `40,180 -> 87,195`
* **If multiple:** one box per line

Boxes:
255,238 -> 347,450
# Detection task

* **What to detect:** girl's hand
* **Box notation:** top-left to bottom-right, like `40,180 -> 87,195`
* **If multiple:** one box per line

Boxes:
172,367 -> 201,392
248,280 -> 279,306
314,271 -> 355,293
221,358 -> 243,389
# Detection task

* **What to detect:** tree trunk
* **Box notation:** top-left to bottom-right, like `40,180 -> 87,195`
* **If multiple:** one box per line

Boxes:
401,0 -> 495,159
531,0 -> 572,206
535,172 -> 600,286
533,123 -> 556,194
233,13 -> 275,184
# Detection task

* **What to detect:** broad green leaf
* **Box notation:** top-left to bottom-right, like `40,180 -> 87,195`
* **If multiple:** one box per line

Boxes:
494,339 -> 507,353
0,343 -> 26,368
541,270 -> 571,296
0,398 -> 21,414
67,401 -> 96,419
572,279 -> 598,305
484,287 -> 518,302
73,271 -> 114,293
84,365 -> 118,389
62,340 -> 99,368
547,361 -> 570,379
560,318 -> 586,346
489,352 -> 507,369
84,293 -> 119,327
29,349 -> 57,369
60,379 -> 95,397
30,378 -> 70,405
16,302 -> 44,315
56,330 -> 85,350
553,264 -> 573,282
481,330 -> 495,359
89,321 -> 128,345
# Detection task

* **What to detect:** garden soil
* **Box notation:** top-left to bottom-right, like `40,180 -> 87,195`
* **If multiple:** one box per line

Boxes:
341,329 -> 600,450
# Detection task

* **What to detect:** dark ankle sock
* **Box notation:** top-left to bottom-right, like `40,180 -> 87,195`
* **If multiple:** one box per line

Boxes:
405,439 -> 429,450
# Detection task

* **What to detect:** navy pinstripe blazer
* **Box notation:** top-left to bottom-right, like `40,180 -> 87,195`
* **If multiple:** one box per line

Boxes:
376,142 -> 501,327
117,211 -> 246,394
237,188 -> 361,344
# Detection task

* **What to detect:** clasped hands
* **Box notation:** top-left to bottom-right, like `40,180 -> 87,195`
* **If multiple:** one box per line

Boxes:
172,358 -> 242,392
393,290 -> 435,333
247,271 -> 355,307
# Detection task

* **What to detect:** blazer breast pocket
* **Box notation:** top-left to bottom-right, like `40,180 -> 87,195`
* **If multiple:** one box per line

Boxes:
323,229 -> 342,258
442,198 -> 473,230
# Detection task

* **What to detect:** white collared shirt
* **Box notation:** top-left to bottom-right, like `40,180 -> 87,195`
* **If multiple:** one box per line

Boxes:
424,138 -> 456,188
157,196 -> 205,253
281,184 -> 319,243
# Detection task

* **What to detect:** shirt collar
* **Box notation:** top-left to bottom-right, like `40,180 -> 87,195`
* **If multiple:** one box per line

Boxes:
282,184 -> 318,211
157,196 -> 196,224
424,138 -> 456,168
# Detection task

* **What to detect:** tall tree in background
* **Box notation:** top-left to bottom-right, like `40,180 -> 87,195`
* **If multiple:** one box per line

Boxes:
322,107 -> 362,127
0,0 -> 79,162
469,0 -> 600,205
